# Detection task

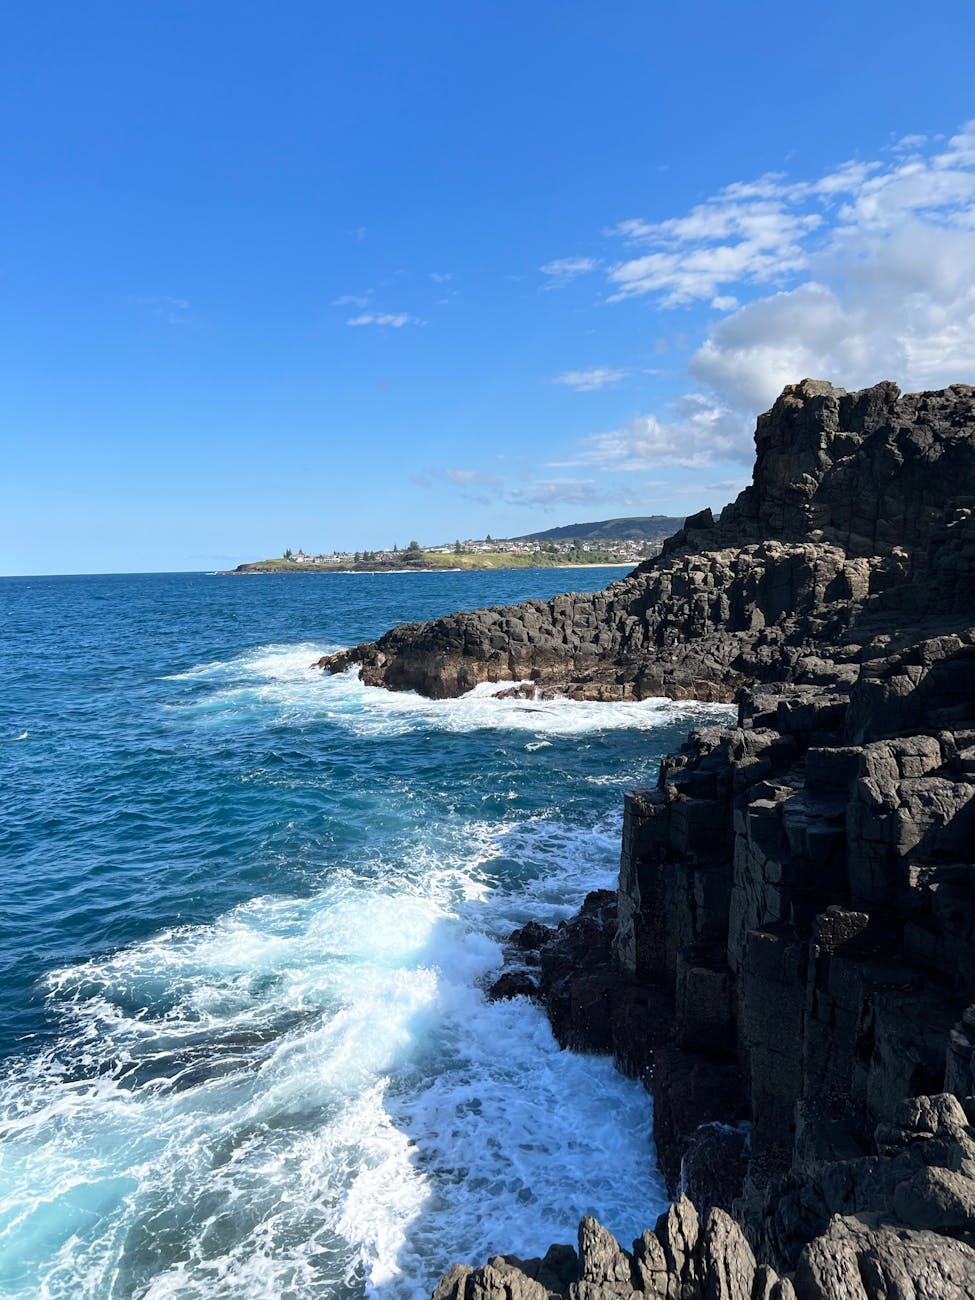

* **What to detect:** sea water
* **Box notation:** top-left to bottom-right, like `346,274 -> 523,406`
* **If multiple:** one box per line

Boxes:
0,570 -> 732,1299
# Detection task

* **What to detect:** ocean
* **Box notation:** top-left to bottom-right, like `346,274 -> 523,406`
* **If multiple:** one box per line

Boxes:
0,569 -> 731,1299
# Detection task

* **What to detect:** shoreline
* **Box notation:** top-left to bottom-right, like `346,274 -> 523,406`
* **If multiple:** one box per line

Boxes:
223,561 -> 638,575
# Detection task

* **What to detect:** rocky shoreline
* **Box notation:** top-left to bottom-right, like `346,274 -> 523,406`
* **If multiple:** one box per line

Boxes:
321,379 -> 975,1297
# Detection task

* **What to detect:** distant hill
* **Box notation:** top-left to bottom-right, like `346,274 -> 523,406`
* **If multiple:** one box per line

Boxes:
510,515 -> 685,544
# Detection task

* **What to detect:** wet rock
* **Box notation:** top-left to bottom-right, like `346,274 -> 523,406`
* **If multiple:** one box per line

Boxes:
511,921 -> 556,951
486,971 -> 539,1002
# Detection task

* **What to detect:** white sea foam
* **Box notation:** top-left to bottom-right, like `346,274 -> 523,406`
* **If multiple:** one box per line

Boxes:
0,817 -> 666,1299
0,641 -> 729,1297
164,643 -> 731,742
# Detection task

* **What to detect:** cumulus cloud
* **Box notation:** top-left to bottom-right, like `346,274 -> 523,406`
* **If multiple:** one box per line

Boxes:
562,119 -> 975,464
540,256 -> 599,288
553,366 -> 628,391
346,312 -> 424,328
563,393 -> 744,472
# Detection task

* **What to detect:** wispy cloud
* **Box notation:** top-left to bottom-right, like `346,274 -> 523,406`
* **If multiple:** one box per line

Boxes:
539,256 -> 599,289
140,296 -> 190,326
346,312 -> 424,328
503,477 -> 631,508
598,122 -> 975,317
331,294 -> 370,307
430,271 -> 453,284
422,464 -> 648,512
553,366 -> 628,392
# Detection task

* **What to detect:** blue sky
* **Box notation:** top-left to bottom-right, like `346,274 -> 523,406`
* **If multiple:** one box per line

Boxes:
3,1 -> 975,574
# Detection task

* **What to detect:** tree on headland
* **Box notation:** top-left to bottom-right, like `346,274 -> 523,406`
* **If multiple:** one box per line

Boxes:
406,539 -> 422,553
393,543 -> 398,553
454,540 -> 462,554
485,533 -> 493,543
284,547 -> 293,559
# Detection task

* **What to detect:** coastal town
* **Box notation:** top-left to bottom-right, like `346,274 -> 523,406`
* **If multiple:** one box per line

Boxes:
231,530 -> 673,573
282,533 -> 664,565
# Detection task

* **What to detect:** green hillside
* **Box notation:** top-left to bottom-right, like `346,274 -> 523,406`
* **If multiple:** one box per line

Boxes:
511,515 -> 684,544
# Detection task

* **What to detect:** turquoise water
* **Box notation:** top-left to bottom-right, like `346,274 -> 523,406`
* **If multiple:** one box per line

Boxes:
0,570 -> 730,1299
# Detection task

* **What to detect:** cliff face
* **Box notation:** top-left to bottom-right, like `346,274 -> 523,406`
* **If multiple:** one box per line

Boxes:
420,381 -> 975,1299
320,379 -> 975,702
439,633 -> 975,1299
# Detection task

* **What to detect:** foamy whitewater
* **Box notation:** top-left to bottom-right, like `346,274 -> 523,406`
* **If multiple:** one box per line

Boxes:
0,570 -> 733,1299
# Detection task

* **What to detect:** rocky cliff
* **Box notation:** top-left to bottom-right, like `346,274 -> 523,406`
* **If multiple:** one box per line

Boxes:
415,380 -> 975,1299
320,379 -> 975,1297
439,624 -> 975,1297
319,379 -> 975,703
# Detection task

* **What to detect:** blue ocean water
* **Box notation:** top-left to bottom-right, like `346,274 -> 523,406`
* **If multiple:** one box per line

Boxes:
0,570 -> 731,1299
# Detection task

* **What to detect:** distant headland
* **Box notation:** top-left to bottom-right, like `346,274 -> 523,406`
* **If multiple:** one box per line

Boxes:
226,515 -> 685,574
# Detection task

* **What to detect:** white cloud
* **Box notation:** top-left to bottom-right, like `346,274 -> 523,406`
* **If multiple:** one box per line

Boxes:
605,197 -> 822,304
553,366 -> 628,392
346,312 -> 424,328
140,296 -> 190,325
689,219 -> 975,429
539,256 -> 599,288
565,393 -> 743,472
430,272 -> 453,283
432,465 -> 644,512
596,126 -> 975,315
891,133 -> 928,155
564,119 -> 975,463
332,294 -> 369,307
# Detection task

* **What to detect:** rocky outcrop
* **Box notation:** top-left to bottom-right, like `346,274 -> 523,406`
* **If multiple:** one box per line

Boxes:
423,380 -> 975,1298
320,380 -> 975,701
434,1198 -> 975,1300
439,631 -> 975,1295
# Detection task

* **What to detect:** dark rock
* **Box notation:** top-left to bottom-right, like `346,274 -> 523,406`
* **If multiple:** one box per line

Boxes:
323,381 -> 975,704
422,380 -> 975,1299
794,1215 -> 975,1299
680,1122 -> 751,1214
512,921 -> 556,951
487,971 -> 539,1002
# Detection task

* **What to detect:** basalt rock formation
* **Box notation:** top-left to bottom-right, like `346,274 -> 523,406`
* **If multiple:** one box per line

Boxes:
427,380 -> 975,1298
319,379 -> 975,702
444,630 -> 975,1294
